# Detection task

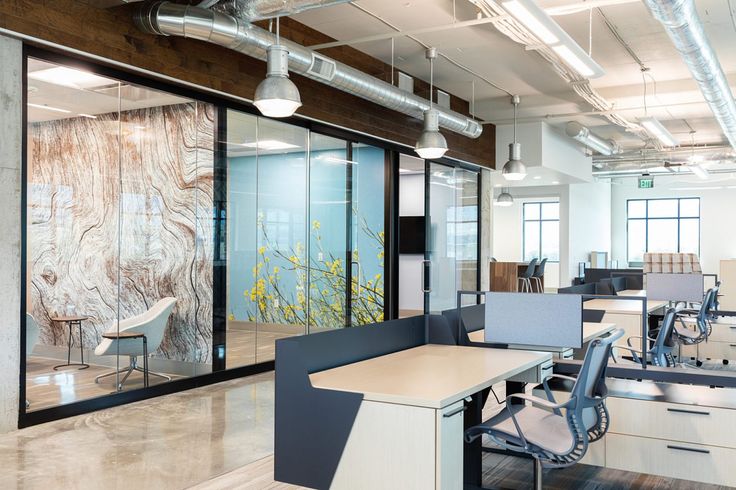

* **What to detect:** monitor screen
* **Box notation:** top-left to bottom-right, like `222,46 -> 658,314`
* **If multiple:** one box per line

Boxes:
399,216 -> 426,254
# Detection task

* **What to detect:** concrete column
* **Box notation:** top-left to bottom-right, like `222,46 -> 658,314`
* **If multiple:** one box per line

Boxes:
0,33 -> 22,433
480,168 -> 492,291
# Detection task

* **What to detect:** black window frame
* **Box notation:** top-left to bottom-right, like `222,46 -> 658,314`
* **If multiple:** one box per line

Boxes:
522,201 -> 560,263
626,197 -> 701,264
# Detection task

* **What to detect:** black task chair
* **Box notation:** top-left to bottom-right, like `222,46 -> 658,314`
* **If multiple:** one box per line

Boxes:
531,258 -> 547,293
465,329 -> 625,490
675,288 -> 716,366
518,258 -> 538,293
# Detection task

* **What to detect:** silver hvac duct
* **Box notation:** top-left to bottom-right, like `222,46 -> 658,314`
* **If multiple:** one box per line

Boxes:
214,0 -> 351,21
643,0 -> 736,150
565,121 -> 620,156
134,2 -> 483,138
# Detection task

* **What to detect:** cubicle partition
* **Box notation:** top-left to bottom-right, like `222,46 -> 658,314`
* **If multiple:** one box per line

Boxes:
274,315 -> 454,488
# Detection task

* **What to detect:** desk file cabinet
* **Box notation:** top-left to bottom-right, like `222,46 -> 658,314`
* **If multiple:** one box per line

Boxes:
538,378 -> 736,486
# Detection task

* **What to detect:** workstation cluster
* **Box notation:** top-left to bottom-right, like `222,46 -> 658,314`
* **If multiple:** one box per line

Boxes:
274,259 -> 736,489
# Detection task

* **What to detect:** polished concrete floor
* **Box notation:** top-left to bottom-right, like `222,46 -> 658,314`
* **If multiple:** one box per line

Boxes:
1,373 -> 275,490
25,328 -> 293,411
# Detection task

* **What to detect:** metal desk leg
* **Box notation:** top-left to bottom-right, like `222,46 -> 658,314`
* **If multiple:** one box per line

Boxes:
463,391 -> 483,487
143,336 -> 149,388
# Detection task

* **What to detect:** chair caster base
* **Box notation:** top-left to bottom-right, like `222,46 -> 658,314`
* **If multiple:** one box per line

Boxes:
724,359 -> 729,365
696,360 -> 703,367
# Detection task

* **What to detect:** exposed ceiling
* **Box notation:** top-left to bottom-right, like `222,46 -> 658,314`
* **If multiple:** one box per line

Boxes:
293,0 -> 736,164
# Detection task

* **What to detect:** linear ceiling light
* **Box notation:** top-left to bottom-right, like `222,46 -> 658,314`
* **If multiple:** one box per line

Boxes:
639,117 -> 679,147
565,121 -> 620,155
27,102 -> 71,114
501,0 -> 605,78
689,164 -> 709,179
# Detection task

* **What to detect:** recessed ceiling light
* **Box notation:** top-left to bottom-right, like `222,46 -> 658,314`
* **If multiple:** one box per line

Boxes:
241,139 -> 300,151
28,66 -> 114,90
78,113 -> 97,119
552,181 -> 560,184
494,183 -> 502,188
533,175 -> 542,180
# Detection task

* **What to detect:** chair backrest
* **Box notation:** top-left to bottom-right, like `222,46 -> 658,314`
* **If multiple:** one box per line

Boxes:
534,258 -> 547,277
650,307 -> 678,367
569,329 -> 625,429
695,288 -> 715,334
120,297 -> 177,351
522,258 -> 538,279
26,313 -> 40,357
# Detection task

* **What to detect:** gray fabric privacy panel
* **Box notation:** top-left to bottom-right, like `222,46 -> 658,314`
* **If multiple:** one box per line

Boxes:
484,292 -> 583,348
646,273 -> 704,302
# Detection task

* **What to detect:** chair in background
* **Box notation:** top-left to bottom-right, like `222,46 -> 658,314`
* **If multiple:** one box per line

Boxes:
530,258 -> 547,293
674,288 -> 715,366
517,258 -> 538,293
94,297 -> 177,390
465,328 -> 624,489
614,307 -> 679,367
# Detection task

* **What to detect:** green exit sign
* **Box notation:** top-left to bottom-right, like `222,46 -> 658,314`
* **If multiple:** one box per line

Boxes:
638,176 -> 655,189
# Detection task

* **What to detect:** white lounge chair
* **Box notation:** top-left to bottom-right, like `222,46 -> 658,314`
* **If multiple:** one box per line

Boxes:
94,297 -> 177,389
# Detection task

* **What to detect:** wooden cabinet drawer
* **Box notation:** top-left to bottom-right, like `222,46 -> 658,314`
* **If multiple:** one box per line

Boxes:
704,320 -> 736,342
606,433 -> 736,487
697,341 -> 736,361
606,397 -> 736,448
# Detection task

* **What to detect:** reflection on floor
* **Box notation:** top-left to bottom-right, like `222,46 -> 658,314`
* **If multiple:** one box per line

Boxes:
1,374 -> 275,490
225,328 -> 296,368
25,356 -> 178,412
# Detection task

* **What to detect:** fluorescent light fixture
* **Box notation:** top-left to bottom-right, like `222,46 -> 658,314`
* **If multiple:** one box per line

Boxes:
321,156 -> 358,165
670,186 -> 723,191
552,181 -> 560,184
689,164 -> 709,180
502,0 -> 605,78
502,0 -> 559,44
78,113 -> 97,119
241,139 -> 300,151
27,102 -> 71,114
28,66 -> 114,89
533,175 -> 542,180
639,117 -> 679,147
565,121 -> 619,155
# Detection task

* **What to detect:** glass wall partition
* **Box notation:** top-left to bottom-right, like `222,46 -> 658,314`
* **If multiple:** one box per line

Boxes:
224,110 -> 387,367
25,57 -> 213,411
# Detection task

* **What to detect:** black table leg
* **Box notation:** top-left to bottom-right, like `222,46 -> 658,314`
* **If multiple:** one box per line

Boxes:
464,391 -> 483,487
54,320 -> 89,370
143,336 -> 149,388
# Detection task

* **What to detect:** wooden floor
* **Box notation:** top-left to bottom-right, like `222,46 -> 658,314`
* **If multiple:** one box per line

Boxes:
191,452 -> 730,490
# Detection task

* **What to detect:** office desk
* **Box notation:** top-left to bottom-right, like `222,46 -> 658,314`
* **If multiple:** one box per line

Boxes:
309,344 -> 552,489
468,322 -> 616,355
584,297 -> 667,346
617,289 -> 646,297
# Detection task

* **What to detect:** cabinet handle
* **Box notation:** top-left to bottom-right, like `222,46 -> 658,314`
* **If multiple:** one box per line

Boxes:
667,408 -> 710,416
667,444 -> 710,454
730,344 -> 736,347
444,405 -> 467,418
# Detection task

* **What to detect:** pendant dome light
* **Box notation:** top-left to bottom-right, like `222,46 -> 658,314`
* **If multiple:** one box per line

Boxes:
494,188 -> 514,207
415,47 -> 448,160
254,17 -> 302,118
502,95 -> 527,181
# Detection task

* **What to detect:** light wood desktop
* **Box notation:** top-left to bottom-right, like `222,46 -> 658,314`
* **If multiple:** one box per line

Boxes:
468,322 -> 616,353
309,344 -> 552,489
584,294 -> 667,346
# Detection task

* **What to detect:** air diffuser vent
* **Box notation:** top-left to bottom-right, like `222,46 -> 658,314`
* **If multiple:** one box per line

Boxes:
307,54 -> 336,81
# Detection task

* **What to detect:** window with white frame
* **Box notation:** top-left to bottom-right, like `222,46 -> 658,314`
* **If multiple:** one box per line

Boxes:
626,198 -> 700,263
522,201 -> 560,262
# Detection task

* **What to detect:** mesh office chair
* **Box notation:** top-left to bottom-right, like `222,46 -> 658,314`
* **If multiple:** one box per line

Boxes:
674,288 -> 714,345
531,258 -> 547,293
518,258 -> 538,293
614,307 -> 679,367
465,328 -> 624,490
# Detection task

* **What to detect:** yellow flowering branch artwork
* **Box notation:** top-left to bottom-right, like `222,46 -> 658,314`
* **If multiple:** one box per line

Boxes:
244,215 -> 384,329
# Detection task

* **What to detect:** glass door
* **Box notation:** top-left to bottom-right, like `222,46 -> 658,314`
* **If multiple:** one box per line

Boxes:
424,162 -> 479,314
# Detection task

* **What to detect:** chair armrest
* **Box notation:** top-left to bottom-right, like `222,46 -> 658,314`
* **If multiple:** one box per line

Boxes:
613,345 -> 643,364
541,374 -> 577,415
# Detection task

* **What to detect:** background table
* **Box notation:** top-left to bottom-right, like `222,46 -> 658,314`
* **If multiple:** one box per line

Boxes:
51,316 -> 89,370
